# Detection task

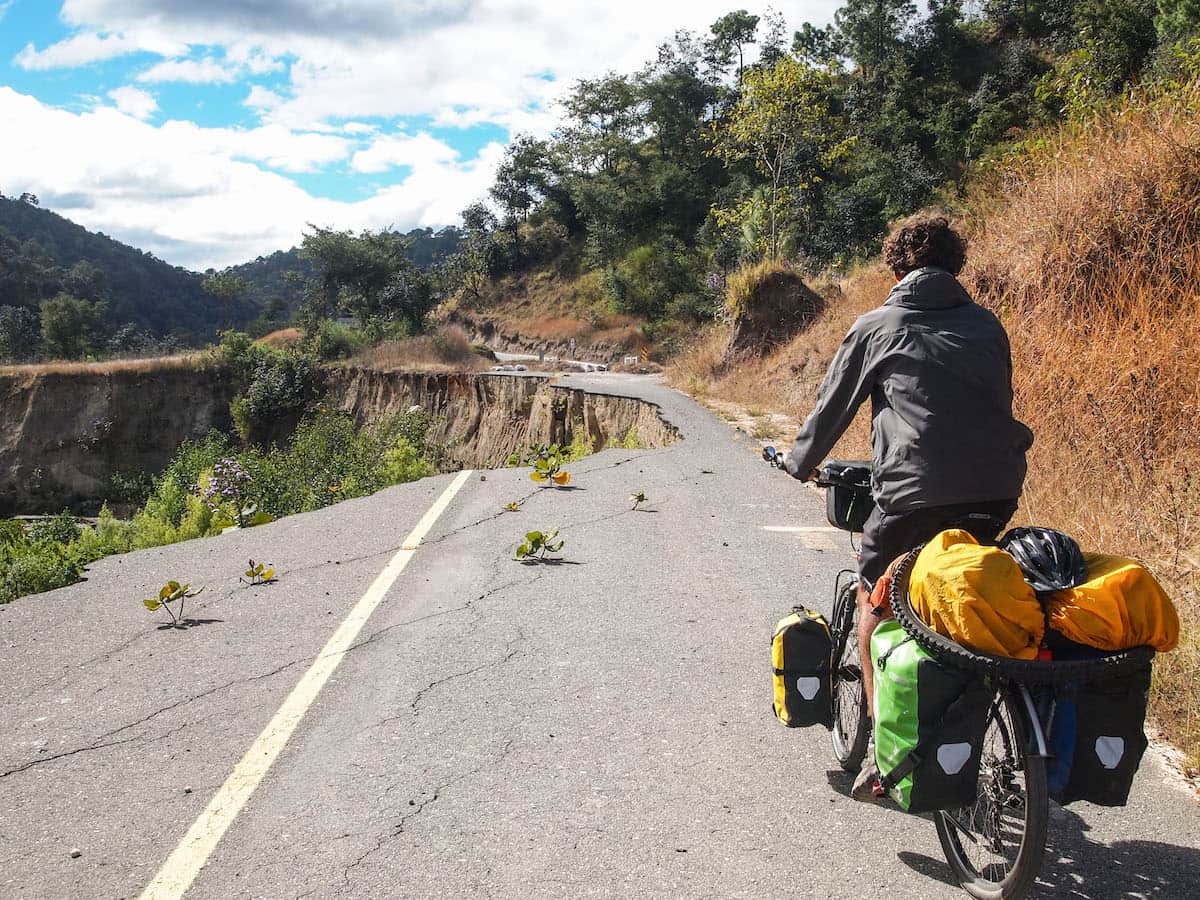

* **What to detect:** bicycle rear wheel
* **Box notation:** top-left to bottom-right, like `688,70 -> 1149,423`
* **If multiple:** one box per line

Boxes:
830,579 -> 870,771
935,690 -> 1047,900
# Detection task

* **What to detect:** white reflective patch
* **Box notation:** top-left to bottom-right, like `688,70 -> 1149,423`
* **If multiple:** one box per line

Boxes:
1095,736 -> 1125,769
937,742 -> 973,775
795,676 -> 822,700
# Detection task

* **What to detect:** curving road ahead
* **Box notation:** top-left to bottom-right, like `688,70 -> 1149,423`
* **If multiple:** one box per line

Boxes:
1,375 -> 1197,899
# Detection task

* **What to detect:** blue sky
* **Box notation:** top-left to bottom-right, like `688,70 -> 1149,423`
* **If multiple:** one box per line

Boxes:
0,1 -> 840,270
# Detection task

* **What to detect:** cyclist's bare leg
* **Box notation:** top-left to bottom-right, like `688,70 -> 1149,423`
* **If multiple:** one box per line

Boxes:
856,582 -> 880,719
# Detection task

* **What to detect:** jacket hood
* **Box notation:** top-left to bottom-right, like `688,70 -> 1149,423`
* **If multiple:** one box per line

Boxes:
885,267 -> 972,311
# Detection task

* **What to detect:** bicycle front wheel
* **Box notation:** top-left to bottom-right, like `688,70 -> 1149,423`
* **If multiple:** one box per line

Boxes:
830,579 -> 870,771
935,689 -> 1048,900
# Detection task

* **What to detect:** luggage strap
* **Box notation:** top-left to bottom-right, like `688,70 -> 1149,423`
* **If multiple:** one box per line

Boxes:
879,749 -> 922,792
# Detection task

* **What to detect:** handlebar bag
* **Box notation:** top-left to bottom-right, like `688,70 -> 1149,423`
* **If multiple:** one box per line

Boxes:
1045,644 -> 1151,806
771,607 -> 834,728
823,460 -> 873,532
871,619 -> 993,813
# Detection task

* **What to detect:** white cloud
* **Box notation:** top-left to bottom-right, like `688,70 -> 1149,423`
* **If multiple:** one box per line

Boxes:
0,2 -> 14,23
351,133 -> 458,174
15,31 -> 186,69
0,87 -> 501,270
32,2 -> 843,129
137,57 -> 238,84
107,85 -> 158,120
244,85 -> 285,110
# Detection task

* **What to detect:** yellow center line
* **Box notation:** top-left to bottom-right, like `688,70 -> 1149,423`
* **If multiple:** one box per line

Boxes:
139,469 -> 475,900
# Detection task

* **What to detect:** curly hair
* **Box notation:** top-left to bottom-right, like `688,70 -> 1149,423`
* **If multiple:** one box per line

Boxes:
882,213 -> 967,276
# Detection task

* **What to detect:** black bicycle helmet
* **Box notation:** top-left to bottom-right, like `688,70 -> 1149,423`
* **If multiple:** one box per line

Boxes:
1000,527 -> 1089,593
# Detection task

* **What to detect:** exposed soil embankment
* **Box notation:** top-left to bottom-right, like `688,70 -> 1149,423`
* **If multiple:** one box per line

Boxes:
0,364 -> 677,515
447,311 -> 636,365
0,365 -> 237,516
324,368 -> 677,468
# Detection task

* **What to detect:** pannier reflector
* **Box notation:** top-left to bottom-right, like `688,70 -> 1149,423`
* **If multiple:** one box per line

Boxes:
937,743 -> 972,775
795,676 -> 821,700
1095,736 -> 1125,770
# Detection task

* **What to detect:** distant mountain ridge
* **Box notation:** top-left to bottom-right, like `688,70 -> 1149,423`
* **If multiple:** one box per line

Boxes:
0,194 -> 235,339
0,196 -> 464,345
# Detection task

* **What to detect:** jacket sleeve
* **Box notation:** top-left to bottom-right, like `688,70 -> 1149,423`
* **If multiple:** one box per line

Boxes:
784,323 -> 876,479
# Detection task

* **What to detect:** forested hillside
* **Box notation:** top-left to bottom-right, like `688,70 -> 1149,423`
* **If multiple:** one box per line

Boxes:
454,1 -> 1200,338
0,193 -> 239,355
0,190 -> 464,362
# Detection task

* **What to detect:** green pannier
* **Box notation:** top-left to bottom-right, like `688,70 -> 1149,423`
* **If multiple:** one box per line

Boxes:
771,607 -> 834,728
871,619 -> 994,813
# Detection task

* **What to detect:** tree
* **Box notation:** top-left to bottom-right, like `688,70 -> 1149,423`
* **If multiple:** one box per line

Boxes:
0,305 -> 40,362
490,136 -> 553,262
710,57 -> 853,259
835,0 -> 919,79
40,294 -> 105,360
1157,0 -> 1200,39
201,271 -> 248,328
707,10 -> 760,80
298,228 -> 433,333
793,22 -> 845,66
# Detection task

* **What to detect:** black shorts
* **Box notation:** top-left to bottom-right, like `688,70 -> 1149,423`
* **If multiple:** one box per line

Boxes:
858,499 -> 1019,589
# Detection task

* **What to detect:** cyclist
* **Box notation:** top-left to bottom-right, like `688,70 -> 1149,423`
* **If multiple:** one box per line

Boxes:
783,212 -> 1033,801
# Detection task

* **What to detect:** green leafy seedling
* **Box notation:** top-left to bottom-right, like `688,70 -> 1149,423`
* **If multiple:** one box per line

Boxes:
143,580 -> 204,627
515,528 -> 565,562
503,501 -> 522,512
241,559 -> 277,585
629,490 -> 648,510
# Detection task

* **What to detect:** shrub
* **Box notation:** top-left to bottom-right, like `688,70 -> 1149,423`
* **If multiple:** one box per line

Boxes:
26,511 -> 81,545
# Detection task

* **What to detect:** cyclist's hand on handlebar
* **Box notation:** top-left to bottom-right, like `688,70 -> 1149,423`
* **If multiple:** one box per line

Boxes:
804,467 -> 819,482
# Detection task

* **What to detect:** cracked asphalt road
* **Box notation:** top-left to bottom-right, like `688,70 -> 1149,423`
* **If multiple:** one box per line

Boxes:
1,374 -> 1197,899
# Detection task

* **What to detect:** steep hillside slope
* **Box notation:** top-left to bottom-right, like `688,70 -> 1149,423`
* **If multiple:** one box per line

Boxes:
0,196 -> 241,337
674,82 -> 1200,765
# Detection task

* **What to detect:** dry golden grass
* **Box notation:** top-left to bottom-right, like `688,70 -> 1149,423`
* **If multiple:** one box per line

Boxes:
446,268 -> 644,351
672,81 -> 1200,766
0,353 -> 209,378
348,325 -> 489,373
256,327 -> 304,348
963,84 -> 1200,765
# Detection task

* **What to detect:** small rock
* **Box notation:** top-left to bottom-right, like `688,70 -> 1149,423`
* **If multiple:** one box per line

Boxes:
69,848 -> 82,859
480,475 -> 487,481
183,787 -> 193,794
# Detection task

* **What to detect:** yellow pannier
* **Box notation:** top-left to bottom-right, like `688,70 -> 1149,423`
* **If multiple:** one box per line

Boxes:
1046,554 -> 1178,652
910,529 -> 1043,659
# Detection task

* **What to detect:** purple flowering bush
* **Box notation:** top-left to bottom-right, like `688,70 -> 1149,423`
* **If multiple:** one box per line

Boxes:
198,457 -> 259,529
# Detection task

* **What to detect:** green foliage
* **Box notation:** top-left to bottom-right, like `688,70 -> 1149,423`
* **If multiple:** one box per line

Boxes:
217,331 -> 322,443
240,559 -> 276,585
619,427 -> 642,450
39,293 -> 106,359
710,57 -> 853,260
26,511 -> 81,545
308,319 -> 369,361
0,195 -> 244,344
515,528 -> 565,561
142,580 -> 203,627
604,237 -> 702,318
298,226 -> 435,336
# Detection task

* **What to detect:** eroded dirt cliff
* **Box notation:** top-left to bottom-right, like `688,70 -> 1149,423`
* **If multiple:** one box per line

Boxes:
0,365 -> 677,514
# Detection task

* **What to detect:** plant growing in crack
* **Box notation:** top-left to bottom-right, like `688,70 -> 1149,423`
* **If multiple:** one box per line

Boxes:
240,559 -> 277,585
502,500 -> 522,512
511,443 -> 571,487
629,490 -> 648,510
515,529 -> 564,562
143,581 -> 203,627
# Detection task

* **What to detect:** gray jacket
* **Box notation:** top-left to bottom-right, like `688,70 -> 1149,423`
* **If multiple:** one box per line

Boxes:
784,267 -> 1033,514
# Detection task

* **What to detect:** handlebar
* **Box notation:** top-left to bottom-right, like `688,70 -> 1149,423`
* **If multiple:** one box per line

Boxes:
761,447 -> 872,490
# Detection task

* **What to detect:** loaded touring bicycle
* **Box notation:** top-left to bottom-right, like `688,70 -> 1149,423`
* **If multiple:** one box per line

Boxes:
764,450 -> 1162,900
